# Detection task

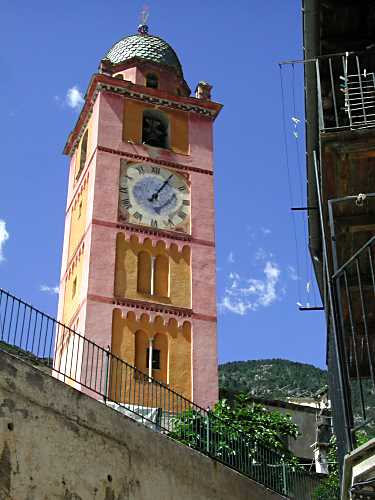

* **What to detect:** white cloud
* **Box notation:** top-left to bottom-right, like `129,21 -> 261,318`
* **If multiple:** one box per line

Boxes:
65,86 -> 84,109
218,260 -> 281,315
261,227 -> 271,235
40,285 -> 59,295
254,247 -> 274,262
254,247 -> 267,261
287,265 -> 299,281
227,251 -> 235,264
0,220 -> 9,262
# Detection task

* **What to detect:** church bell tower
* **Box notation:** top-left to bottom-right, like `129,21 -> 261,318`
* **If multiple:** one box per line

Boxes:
57,22 -> 222,408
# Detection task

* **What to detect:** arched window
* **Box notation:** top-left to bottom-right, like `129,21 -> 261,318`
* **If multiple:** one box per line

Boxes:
151,333 -> 168,384
146,73 -> 158,89
154,255 -> 169,297
142,109 -> 169,149
137,251 -> 152,294
77,129 -> 88,179
137,251 -> 170,298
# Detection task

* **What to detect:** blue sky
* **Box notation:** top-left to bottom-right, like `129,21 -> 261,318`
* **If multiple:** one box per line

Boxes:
0,0 -> 326,368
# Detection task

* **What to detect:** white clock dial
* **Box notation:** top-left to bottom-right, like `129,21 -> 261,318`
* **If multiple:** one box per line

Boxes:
119,163 -> 190,231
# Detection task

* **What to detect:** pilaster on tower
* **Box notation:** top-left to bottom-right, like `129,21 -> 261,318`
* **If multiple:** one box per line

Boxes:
57,24 -> 222,408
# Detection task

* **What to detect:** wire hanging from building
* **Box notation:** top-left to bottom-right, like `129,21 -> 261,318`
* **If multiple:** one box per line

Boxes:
279,63 -> 321,310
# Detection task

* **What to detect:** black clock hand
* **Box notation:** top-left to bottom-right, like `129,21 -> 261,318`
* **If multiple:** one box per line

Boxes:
154,194 -> 177,214
148,175 -> 173,202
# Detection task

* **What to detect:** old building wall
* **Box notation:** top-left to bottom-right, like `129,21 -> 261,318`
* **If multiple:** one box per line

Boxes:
0,349 -> 286,500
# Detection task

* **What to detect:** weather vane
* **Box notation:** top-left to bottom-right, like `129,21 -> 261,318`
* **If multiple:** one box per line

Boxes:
138,5 -> 150,34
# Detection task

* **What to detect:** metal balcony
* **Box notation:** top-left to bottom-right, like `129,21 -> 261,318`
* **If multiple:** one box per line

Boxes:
317,52 -> 375,131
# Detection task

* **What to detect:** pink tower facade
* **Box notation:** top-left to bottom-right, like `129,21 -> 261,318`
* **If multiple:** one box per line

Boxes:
57,25 -> 222,408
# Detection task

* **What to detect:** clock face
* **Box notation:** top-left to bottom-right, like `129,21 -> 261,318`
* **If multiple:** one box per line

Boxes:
119,162 -> 190,231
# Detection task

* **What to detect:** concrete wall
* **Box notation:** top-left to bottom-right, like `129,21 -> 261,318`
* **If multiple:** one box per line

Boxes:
267,403 -> 317,461
0,349 -> 286,500
249,396 -> 321,462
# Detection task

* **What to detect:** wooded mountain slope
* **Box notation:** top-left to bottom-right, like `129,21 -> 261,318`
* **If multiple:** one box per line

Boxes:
219,359 -> 327,401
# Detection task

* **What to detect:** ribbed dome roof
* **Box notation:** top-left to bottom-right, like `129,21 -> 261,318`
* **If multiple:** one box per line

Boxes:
104,33 -> 183,75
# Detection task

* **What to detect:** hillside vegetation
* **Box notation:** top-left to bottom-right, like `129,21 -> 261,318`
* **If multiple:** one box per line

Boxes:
219,358 -> 327,401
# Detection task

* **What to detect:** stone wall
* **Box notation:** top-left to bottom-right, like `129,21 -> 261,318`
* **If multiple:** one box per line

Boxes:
0,349 -> 285,500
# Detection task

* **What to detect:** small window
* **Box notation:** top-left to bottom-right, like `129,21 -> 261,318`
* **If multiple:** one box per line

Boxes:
146,73 -> 158,89
146,348 -> 160,369
78,200 -> 83,219
142,110 -> 169,149
76,129 -> 88,180
72,277 -> 77,298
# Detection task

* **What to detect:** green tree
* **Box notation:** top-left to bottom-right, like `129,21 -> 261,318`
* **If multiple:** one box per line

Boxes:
170,393 -> 301,492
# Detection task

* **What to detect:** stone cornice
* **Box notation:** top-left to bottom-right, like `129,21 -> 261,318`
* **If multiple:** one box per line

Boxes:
63,73 -> 222,157
98,146 -> 213,176
88,294 -> 217,323
92,218 -> 215,247
90,293 -> 193,318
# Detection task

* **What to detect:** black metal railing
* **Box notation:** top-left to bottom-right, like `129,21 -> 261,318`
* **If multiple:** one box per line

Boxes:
0,287 -> 322,498
332,235 -> 375,448
316,51 -> 375,132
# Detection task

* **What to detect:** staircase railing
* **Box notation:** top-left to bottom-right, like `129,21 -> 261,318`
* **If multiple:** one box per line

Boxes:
0,287 -> 322,498
331,235 -> 375,450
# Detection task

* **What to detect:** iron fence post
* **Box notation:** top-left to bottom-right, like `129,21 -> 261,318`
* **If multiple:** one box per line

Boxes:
206,408 -> 210,454
282,463 -> 287,496
103,344 -> 110,404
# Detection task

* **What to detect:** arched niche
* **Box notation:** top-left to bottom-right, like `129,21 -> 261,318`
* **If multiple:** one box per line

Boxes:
137,251 -> 152,294
154,254 -> 169,297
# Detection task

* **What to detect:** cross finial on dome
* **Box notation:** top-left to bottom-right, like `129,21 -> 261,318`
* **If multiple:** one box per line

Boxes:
138,5 -> 150,35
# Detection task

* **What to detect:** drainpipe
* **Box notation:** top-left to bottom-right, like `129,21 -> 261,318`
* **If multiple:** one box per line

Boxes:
150,256 -> 155,296
148,337 -> 153,381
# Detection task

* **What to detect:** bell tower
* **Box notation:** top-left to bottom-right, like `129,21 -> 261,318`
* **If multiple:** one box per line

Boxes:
57,22 -> 222,408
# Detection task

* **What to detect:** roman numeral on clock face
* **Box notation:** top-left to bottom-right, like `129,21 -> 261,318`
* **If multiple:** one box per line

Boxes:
164,218 -> 175,228
136,166 -> 145,175
119,187 -> 129,196
177,209 -> 187,220
151,166 -> 160,175
121,199 -> 131,209
150,219 -> 158,228
133,212 -> 143,221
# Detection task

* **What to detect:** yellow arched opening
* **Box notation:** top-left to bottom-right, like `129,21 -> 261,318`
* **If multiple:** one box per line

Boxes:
142,109 -> 169,149
137,251 -> 152,294
154,254 -> 169,297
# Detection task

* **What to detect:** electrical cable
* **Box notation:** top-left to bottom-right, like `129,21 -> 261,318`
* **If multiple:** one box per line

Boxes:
291,64 -> 318,307
279,64 -> 303,304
